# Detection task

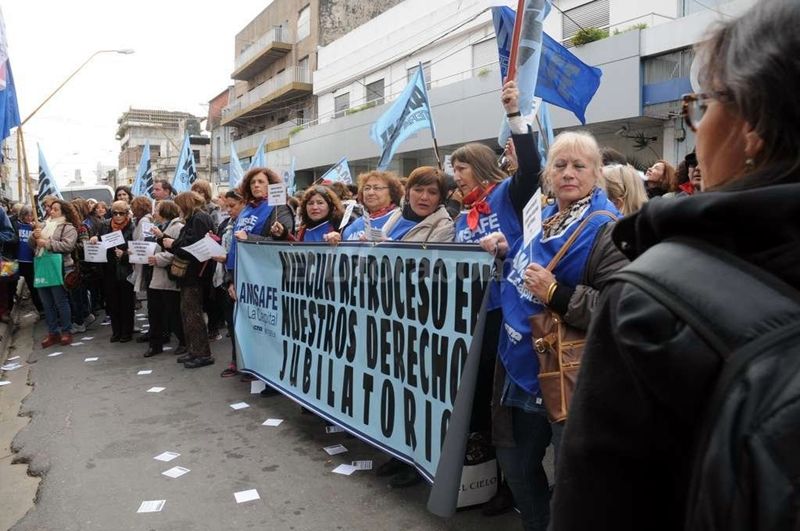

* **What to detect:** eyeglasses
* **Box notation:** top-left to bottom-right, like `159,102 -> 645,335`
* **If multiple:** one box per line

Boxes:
681,91 -> 732,132
112,211 -> 127,216
362,185 -> 389,192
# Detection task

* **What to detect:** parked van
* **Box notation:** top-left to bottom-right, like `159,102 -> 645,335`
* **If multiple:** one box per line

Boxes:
60,185 -> 114,204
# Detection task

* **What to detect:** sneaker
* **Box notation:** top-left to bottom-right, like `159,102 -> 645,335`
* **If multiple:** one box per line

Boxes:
102,315 -> 111,324
184,356 -> 215,369
84,313 -> 97,327
220,363 -> 238,377
208,331 -> 222,341
59,333 -> 73,346
70,322 -> 86,334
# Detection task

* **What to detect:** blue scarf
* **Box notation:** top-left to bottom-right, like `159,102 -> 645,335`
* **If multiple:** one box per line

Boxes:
226,200 -> 274,271
498,188 -> 618,396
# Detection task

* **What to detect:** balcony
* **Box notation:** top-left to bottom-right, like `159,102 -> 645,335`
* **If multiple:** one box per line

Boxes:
221,67 -> 312,125
232,27 -> 294,81
225,121 -> 305,162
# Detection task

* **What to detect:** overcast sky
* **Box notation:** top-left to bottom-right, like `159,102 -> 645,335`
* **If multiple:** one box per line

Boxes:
4,1 -> 271,186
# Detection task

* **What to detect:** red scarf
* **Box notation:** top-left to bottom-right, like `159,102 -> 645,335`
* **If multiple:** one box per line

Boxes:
679,182 -> 695,195
462,184 -> 497,231
368,204 -> 396,219
111,217 -> 129,232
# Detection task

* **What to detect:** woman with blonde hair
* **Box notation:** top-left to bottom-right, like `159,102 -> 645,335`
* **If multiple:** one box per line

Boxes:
600,164 -> 648,216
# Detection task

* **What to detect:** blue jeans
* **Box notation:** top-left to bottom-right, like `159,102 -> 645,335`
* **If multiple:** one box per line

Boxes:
70,286 -> 90,325
38,285 -> 72,334
496,407 -> 552,531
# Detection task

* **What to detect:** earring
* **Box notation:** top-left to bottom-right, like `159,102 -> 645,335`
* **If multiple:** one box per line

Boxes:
745,158 -> 755,169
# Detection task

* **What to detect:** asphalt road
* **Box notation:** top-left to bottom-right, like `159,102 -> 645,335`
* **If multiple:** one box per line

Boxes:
7,309 -> 522,531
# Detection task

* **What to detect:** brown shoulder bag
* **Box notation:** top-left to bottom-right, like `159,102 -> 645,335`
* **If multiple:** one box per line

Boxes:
529,210 -> 616,423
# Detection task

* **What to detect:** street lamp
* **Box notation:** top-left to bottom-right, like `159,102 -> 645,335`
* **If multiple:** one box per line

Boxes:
21,48 -> 134,126
16,48 -> 134,209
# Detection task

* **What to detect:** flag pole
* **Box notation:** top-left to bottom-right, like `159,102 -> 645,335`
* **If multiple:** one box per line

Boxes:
17,128 -> 37,222
431,134 -> 443,171
15,129 -> 23,203
506,0 -> 526,81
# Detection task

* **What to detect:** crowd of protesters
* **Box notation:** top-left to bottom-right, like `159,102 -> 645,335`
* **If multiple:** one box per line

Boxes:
7,2 -> 798,528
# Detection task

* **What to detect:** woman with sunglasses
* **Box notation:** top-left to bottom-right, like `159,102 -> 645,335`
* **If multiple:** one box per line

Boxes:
550,1 -> 800,529
271,186 -> 343,242
89,200 -> 135,343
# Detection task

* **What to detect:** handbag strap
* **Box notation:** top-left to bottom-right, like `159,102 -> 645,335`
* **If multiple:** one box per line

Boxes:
545,210 -> 617,272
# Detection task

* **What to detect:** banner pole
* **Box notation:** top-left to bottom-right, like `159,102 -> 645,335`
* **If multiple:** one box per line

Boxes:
15,129 -> 23,203
506,0 -> 527,81
18,129 -> 37,222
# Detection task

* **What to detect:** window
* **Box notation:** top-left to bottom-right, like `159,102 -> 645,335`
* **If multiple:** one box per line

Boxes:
192,150 -> 200,163
562,0 -> 610,41
366,79 -> 384,105
334,92 -> 350,118
644,49 -> 694,84
407,61 -> 431,90
297,5 -> 310,41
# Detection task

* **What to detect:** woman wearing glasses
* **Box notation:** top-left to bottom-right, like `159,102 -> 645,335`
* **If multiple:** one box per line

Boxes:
89,200 -> 135,343
550,1 -> 800,529
336,170 -> 403,241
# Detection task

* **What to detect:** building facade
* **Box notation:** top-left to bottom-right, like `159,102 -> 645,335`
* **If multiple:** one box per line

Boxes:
116,108 -> 211,189
287,0 -> 754,177
212,0 -> 405,190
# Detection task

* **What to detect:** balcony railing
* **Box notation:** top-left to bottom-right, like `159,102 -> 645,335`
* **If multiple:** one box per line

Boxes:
234,27 -> 294,72
222,67 -> 312,121
233,120 -> 304,153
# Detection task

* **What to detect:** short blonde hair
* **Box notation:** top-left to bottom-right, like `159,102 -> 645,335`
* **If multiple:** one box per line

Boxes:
544,131 -> 603,187
600,164 -> 648,216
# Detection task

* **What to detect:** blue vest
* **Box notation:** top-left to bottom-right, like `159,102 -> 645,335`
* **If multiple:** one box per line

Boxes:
226,200 -> 274,271
386,216 -> 418,241
302,221 -> 333,242
455,179 -> 522,311
17,222 -> 33,263
342,209 -> 395,241
498,188 -> 618,396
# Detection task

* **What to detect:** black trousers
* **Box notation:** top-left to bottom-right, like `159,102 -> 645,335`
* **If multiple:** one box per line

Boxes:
147,288 -> 184,350
103,271 -> 134,338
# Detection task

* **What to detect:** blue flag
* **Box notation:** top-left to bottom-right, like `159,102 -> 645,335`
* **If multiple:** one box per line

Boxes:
370,63 -> 434,170
321,156 -> 352,185
536,102 -> 554,163
131,143 -> 153,198
248,136 -> 266,170
172,134 -> 197,194
496,0 -> 550,145
0,61 -> 19,142
493,5 -> 601,125
283,156 -> 296,196
229,143 -> 244,189
36,145 -> 62,219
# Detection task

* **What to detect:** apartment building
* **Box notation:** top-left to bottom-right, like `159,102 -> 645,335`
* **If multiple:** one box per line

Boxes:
116,108 -> 210,186
289,0 -> 755,177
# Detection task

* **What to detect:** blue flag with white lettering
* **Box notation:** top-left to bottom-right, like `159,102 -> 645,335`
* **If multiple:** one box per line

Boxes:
248,136 -> 266,170
131,142 -> 153,198
321,156 -> 352,185
36,145 -> 62,219
229,143 -> 244,189
172,134 -> 197,194
493,5 -> 601,125
370,64 -> 434,170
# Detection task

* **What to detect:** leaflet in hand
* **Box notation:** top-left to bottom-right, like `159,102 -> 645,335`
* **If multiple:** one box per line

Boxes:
182,235 -> 226,262
101,230 -> 125,248
84,242 -> 107,263
128,241 -> 157,264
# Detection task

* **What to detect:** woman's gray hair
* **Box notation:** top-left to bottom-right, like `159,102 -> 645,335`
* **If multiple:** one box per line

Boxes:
697,0 -> 800,179
19,205 -> 32,219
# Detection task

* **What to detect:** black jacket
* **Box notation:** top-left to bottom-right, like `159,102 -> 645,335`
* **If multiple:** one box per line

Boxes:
550,167 -> 800,531
98,219 -> 135,282
172,211 -> 215,287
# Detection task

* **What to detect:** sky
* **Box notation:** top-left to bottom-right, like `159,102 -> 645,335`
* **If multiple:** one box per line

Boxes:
4,0 -> 272,187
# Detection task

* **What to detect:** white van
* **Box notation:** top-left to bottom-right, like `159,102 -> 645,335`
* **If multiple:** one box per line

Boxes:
60,185 -> 114,204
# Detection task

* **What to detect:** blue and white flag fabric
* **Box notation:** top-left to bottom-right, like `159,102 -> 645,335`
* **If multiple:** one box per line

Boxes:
494,0 -> 550,146
282,156 -> 296,196
493,5 -> 601,125
172,134 -> 197,194
36,145 -> 62,219
131,142 -> 153,198
247,136 -> 266,171
536,101 -> 554,163
0,9 -> 20,141
536,32 -> 601,125
229,143 -> 244,189
370,63 -> 434,170
321,156 -> 352,185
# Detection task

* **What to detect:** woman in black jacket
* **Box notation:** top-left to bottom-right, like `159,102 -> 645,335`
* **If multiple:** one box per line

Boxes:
163,191 -> 215,369
550,1 -> 800,529
89,200 -> 135,342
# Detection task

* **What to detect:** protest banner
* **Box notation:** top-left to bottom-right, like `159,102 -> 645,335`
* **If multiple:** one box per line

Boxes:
234,241 -> 494,516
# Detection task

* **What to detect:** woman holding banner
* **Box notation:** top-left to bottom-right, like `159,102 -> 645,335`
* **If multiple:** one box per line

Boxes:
381,166 -> 454,242
270,186 -> 343,242
336,170 -> 403,241
89,200 -> 136,343
480,130 -> 626,531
